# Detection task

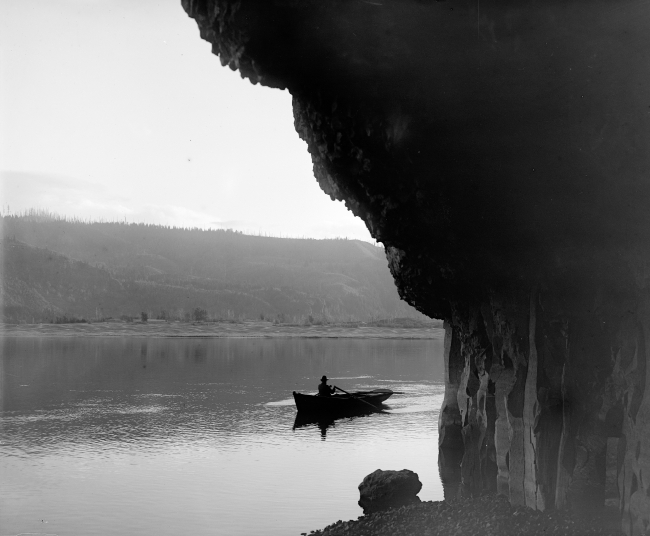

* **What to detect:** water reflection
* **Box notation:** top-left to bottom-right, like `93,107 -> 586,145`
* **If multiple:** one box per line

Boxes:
293,412 -> 338,438
438,446 -> 464,501
1,336 -> 445,536
292,409 -> 387,439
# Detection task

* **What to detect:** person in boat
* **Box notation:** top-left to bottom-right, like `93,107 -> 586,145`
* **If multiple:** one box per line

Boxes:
318,375 -> 336,397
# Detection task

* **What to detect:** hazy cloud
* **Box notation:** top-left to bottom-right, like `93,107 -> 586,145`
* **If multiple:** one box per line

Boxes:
0,171 -> 130,215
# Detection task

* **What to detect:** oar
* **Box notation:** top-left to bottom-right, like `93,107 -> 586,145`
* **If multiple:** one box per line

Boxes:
334,386 -> 380,411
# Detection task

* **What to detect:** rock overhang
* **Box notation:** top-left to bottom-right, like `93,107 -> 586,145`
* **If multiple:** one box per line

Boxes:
182,0 -> 650,318
181,2 -> 650,531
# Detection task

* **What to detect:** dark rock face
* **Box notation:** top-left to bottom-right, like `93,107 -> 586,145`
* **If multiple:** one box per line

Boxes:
181,1 -> 650,533
358,469 -> 423,513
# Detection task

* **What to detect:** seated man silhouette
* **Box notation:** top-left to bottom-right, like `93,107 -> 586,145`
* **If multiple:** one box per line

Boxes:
318,375 -> 336,397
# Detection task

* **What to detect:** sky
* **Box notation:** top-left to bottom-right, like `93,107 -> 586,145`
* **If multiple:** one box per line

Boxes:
0,0 -> 374,242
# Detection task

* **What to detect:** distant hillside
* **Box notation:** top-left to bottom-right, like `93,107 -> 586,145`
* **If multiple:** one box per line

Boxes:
0,214 -> 429,324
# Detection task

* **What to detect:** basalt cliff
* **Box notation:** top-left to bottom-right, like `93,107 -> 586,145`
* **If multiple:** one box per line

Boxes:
181,1 -> 650,533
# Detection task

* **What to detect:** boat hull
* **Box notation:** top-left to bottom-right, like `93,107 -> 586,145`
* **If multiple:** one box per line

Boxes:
292,389 -> 393,414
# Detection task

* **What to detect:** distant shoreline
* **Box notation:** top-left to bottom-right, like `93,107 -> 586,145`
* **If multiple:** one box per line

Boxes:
0,320 -> 444,339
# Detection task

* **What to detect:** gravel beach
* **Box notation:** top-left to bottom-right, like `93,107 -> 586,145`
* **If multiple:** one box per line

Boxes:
306,495 -> 622,536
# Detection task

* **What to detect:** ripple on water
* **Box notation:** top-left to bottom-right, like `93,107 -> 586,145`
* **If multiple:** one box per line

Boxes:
265,398 -> 295,406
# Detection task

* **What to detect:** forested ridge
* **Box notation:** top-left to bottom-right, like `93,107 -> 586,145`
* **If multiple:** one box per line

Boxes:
0,213 -> 429,324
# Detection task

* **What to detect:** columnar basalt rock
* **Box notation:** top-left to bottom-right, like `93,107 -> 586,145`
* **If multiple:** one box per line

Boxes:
437,283 -> 634,515
181,1 -> 650,533
438,322 -> 463,452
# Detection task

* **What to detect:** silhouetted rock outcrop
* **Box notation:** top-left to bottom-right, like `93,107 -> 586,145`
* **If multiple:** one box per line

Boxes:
181,1 -> 650,533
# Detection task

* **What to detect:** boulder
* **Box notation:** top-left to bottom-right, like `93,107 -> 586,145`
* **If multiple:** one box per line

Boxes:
358,469 -> 422,514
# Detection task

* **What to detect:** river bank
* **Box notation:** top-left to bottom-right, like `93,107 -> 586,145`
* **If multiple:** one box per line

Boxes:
308,495 -> 622,536
0,320 -> 443,339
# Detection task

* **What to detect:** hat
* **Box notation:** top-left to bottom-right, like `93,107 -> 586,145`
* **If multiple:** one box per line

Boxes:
321,375 -> 328,381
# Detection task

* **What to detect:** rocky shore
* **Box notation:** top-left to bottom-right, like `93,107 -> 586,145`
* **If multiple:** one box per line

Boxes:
306,495 -> 622,536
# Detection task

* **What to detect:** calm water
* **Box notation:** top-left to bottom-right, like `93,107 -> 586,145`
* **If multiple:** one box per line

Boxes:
1,336 -> 445,536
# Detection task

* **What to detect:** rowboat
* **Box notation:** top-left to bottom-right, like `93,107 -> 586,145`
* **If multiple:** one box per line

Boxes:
292,388 -> 393,414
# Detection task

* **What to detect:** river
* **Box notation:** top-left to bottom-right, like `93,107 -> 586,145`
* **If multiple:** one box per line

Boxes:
1,335 -> 445,536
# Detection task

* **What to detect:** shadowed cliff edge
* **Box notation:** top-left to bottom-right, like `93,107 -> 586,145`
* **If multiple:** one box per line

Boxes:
180,1 -> 650,534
